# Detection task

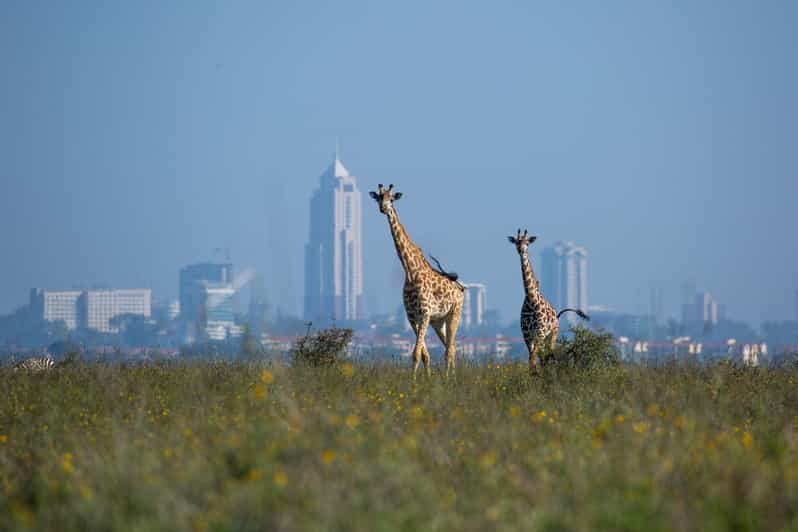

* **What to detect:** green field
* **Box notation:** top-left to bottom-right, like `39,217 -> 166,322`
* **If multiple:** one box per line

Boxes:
1,361 -> 798,531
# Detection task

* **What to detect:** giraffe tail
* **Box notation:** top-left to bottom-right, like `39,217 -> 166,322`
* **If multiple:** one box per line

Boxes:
429,254 -> 464,289
556,308 -> 590,321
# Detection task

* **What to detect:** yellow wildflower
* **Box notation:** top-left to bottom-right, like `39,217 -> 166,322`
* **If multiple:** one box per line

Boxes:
261,370 -> 274,384
479,452 -> 497,470
509,406 -> 521,418
273,471 -> 288,488
616,415 -> 625,424
341,363 -> 355,378
633,422 -> 647,434
345,414 -> 360,429
0,435 -> 7,444
253,384 -> 267,400
61,453 -> 73,474
742,431 -> 753,449
246,468 -> 263,482
321,450 -> 336,465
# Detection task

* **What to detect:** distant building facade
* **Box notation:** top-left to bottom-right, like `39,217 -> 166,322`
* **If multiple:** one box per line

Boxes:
78,289 -> 152,333
30,288 -> 150,333
541,241 -> 588,322
304,155 -> 363,322
179,262 -> 241,340
30,289 -> 82,330
179,263 -> 232,323
682,290 -> 725,331
462,283 -> 487,329
153,300 -> 180,323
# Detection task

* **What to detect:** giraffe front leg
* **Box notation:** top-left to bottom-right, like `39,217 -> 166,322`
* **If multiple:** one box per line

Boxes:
444,305 -> 462,374
528,341 -> 541,371
412,314 -> 431,378
421,344 -> 431,377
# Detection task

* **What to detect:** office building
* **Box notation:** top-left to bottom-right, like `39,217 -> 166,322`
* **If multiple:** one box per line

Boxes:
304,154 -> 363,322
78,289 -> 152,333
541,241 -> 588,322
29,289 -> 82,330
462,283 -> 487,329
179,263 -> 232,323
30,287 -> 151,333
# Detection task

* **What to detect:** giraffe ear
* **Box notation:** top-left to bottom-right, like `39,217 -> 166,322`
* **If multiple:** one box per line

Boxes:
528,236 -> 537,243
369,191 -> 379,200
392,192 -> 403,201
508,236 -> 517,244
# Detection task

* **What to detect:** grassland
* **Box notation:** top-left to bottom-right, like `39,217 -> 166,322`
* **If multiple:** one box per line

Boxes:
1,361 -> 798,531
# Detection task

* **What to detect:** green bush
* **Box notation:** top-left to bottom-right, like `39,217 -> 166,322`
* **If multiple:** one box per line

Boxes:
292,324 -> 353,367
545,325 -> 619,369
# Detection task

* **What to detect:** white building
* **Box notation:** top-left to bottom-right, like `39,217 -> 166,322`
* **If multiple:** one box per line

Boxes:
304,154 -> 363,322
30,289 -> 82,330
79,289 -> 152,333
541,241 -> 588,323
30,287 -> 151,333
462,283 -> 487,329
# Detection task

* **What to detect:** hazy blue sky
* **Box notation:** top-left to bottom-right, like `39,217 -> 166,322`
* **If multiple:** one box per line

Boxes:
1,1 -> 796,326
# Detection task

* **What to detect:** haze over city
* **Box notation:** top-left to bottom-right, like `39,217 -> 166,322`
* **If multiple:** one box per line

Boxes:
2,1 -> 796,327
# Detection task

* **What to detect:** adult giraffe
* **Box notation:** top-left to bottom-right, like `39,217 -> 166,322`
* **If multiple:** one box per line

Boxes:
369,184 -> 464,376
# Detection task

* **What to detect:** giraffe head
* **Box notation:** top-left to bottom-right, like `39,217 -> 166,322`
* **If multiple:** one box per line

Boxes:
368,183 -> 403,214
507,228 -> 537,253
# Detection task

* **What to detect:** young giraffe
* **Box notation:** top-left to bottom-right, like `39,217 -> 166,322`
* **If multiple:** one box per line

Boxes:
369,184 -> 464,376
508,229 -> 589,369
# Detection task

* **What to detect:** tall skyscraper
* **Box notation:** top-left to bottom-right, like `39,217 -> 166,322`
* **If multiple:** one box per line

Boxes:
462,283 -> 487,329
679,279 -> 697,326
649,286 -> 664,325
304,155 -> 363,322
541,241 -> 588,322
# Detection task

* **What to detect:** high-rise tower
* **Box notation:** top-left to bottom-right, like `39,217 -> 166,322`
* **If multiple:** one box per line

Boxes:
304,154 -> 363,322
541,241 -> 588,323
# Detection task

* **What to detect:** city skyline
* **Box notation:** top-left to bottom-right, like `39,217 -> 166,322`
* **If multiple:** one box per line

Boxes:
1,2 -> 796,326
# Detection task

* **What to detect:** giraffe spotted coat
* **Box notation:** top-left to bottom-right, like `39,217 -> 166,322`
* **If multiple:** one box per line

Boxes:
509,230 -> 559,368
370,184 -> 464,375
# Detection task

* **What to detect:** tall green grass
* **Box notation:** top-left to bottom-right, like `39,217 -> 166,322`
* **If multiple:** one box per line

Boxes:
1,361 -> 797,531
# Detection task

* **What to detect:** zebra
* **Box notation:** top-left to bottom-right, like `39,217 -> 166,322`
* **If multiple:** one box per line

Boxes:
13,356 -> 55,372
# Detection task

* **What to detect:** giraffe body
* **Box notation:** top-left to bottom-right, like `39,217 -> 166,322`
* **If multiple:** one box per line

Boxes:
370,184 -> 464,375
520,283 -> 559,368
508,230 -> 576,368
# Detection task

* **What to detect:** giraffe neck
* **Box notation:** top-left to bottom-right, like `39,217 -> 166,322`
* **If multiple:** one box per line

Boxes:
386,208 -> 429,278
520,250 -> 542,303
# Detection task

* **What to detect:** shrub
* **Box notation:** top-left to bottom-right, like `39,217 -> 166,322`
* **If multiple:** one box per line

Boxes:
292,323 -> 353,367
545,325 -> 619,369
